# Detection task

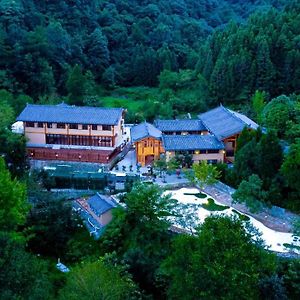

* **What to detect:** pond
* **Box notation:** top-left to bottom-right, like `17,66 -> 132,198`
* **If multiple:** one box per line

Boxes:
166,188 -> 300,254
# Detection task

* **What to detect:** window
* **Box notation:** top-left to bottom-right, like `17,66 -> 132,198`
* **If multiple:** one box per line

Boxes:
200,150 -> 206,154
57,123 -> 65,129
102,125 -> 111,131
91,125 -> 97,130
207,149 -> 219,154
26,122 -> 35,127
82,124 -> 88,130
47,123 -> 53,128
69,124 -> 78,129
37,122 -> 43,128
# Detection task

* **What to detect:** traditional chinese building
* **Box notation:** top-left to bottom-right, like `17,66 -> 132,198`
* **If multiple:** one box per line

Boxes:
198,105 -> 258,162
162,135 -> 225,164
131,105 -> 258,166
130,122 -> 164,166
17,103 -> 126,163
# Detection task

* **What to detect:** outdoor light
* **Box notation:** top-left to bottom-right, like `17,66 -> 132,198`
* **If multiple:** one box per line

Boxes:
55,153 -> 58,158
78,155 -> 81,159
30,152 -> 34,156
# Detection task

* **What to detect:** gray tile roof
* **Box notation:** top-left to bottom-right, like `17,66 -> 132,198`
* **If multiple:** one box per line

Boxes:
198,105 -> 258,140
131,122 -> 162,142
17,104 -> 123,125
88,193 -> 117,216
154,119 -> 206,132
162,135 -> 224,151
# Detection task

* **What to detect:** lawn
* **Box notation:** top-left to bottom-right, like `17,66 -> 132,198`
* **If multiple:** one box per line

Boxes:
201,198 -> 229,211
184,192 -> 207,199
232,209 -> 250,221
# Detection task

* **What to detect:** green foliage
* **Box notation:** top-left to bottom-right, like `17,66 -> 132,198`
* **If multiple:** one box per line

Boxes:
0,232 -> 53,300
59,260 -> 140,300
161,215 -> 276,300
101,183 -> 177,295
252,90 -> 266,123
66,65 -> 92,105
183,192 -> 207,199
262,95 -> 295,137
0,157 -> 28,231
192,161 -> 221,189
201,198 -> 229,211
233,174 -> 267,212
281,139 -> 300,211
25,197 -> 78,258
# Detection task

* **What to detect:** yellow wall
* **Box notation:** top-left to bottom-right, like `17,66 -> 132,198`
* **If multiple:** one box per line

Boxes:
166,150 -> 224,164
135,137 -> 163,166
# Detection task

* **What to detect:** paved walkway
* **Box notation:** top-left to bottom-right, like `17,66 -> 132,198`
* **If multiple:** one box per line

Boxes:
203,184 -> 299,233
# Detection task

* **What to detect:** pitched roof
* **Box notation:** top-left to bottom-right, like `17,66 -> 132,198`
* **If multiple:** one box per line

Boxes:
154,119 -> 206,132
88,193 -> 117,215
162,135 -> 224,151
17,104 -> 123,125
198,105 -> 258,140
131,122 -> 162,142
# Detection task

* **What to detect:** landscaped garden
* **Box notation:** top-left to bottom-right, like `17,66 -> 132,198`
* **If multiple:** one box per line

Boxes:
166,188 -> 300,254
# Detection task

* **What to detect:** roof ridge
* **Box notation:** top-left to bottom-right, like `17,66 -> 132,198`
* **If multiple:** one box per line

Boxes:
26,103 -> 123,111
224,107 -> 248,126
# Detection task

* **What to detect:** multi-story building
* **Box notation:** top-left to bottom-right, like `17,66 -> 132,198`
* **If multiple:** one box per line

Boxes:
17,103 -> 126,163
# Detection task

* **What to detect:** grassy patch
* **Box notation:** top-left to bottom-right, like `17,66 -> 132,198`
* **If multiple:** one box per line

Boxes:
283,243 -> 300,251
201,198 -> 229,211
100,96 -> 145,111
232,209 -> 250,221
184,192 -> 207,199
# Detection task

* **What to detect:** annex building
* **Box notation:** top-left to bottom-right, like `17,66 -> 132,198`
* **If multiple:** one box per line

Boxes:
131,105 -> 258,166
17,103 -> 126,163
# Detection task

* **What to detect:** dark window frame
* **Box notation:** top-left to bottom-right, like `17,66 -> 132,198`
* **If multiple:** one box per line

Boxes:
69,124 -> 78,129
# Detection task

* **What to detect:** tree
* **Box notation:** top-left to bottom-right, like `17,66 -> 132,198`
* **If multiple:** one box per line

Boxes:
66,64 -> 87,105
0,157 -> 28,231
87,28 -> 110,80
256,131 -> 283,184
0,232 -> 53,300
59,260 -> 140,300
192,160 -> 221,189
233,174 -> 267,212
101,183 -> 177,295
161,215 -> 276,300
281,139 -> 300,211
262,95 -> 295,137
252,90 -> 266,123
26,197 -> 77,257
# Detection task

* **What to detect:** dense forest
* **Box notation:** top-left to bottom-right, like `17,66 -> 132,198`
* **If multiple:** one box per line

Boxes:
0,0 -> 296,99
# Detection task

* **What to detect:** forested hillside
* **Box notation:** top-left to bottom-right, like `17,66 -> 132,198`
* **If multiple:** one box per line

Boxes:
0,0 -> 292,100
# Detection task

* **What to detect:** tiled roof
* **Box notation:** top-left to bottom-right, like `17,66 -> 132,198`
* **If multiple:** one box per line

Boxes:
88,193 -> 117,215
131,122 -> 162,142
154,119 -> 206,132
198,105 -> 258,140
17,104 -> 123,125
162,135 -> 224,151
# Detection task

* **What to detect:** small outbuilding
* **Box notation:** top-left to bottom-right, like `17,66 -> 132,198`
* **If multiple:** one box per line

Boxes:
87,193 -> 118,226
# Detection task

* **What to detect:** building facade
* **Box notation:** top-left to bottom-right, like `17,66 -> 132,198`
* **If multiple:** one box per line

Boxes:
17,103 -> 126,163
131,122 -> 164,166
131,105 -> 258,166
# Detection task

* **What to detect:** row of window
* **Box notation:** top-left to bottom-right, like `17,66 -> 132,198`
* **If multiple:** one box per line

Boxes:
46,134 -> 113,147
176,149 -> 220,155
25,122 -> 112,131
